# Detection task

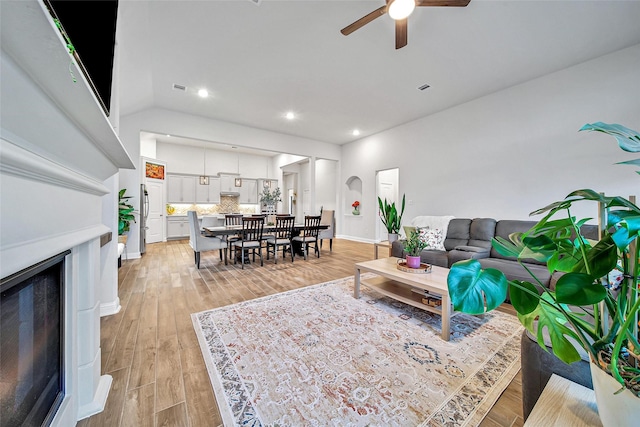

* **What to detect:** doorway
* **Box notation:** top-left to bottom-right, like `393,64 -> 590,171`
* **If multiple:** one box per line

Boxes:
376,168 -> 399,241
141,157 -> 166,245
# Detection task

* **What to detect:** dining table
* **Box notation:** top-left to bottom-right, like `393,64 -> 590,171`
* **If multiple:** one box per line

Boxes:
202,223 -> 328,236
203,222 -> 329,259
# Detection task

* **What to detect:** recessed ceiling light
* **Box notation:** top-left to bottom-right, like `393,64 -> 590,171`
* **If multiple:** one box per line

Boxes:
198,89 -> 209,98
352,129 -> 360,136
285,111 -> 295,120
166,134 -> 171,137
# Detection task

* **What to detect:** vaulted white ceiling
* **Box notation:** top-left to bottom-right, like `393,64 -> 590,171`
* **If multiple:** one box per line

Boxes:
117,0 -> 640,145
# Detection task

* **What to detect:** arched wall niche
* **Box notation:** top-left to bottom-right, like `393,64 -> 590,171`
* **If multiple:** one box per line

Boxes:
345,175 -> 363,214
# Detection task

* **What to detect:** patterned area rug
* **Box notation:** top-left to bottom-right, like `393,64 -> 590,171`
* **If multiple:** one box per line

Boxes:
192,276 -> 523,426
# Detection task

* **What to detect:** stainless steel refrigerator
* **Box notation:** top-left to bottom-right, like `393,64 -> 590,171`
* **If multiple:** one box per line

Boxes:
140,184 -> 149,254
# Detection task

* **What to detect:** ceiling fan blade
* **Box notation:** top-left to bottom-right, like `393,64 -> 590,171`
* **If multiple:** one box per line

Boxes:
416,0 -> 471,7
341,5 -> 387,36
395,18 -> 407,49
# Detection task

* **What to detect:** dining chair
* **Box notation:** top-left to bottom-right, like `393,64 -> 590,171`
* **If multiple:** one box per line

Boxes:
224,213 -> 243,256
201,215 -> 219,236
291,215 -> 321,260
266,215 -> 295,264
232,216 -> 265,268
318,209 -> 335,251
187,211 -> 227,268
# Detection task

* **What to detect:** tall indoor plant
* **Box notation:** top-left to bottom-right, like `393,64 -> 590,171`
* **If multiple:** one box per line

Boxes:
447,123 -> 639,426
378,194 -> 406,243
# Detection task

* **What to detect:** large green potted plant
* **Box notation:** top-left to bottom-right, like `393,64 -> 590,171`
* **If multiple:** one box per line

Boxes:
447,123 -> 639,427
378,194 -> 406,243
118,188 -> 136,237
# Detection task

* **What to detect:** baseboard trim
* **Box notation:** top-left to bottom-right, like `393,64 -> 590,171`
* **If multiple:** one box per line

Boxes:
335,235 -> 377,244
100,298 -> 121,317
76,374 -> 113,421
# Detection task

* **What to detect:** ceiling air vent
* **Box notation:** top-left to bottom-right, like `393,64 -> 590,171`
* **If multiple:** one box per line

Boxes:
418,84 -> 430,91
173,83 -> 187,92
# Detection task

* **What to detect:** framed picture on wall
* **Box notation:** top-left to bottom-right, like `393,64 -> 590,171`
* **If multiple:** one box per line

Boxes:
145,162 -> 165,180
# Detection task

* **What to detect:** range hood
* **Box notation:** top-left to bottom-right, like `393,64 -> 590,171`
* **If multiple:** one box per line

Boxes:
220,191 -> 240,196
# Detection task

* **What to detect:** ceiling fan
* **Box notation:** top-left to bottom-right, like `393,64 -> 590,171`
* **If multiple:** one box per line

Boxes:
341,0 -> 471,49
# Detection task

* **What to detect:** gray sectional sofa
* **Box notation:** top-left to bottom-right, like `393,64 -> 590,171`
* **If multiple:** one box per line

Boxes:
391,217 -> 598,288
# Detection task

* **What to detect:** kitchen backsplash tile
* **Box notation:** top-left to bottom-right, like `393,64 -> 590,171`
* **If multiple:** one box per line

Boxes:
167,195 -> 257,216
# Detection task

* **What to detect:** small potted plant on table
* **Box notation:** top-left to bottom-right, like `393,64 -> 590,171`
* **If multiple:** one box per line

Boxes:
403,230 -> 427,268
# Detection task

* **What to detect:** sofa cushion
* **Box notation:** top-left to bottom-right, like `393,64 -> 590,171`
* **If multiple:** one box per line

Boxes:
420,250 -> 448,268
443,218 -> 471,251
478,257 -> 552,286
468,218 -> 496,249
448,248 -> 490,266
453,245 -> 490,253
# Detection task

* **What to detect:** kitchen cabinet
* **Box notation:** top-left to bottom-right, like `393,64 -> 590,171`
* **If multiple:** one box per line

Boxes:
167,216 -> 189,239
240,178 -> 258,204
167,175 -> 197,203
219,174 -> 240,193
195,177 -> 221,203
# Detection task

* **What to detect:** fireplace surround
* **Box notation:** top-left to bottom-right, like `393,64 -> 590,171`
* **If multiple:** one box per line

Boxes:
1,1 -> 134,425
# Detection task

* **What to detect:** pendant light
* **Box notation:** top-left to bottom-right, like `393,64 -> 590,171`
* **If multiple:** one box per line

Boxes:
199,146 -> 209,185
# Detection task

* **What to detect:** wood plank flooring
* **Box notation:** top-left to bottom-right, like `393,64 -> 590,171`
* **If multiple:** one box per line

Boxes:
78,239 -> 523,427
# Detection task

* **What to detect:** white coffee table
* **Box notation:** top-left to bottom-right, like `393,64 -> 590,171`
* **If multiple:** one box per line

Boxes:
354,257 -> 455,341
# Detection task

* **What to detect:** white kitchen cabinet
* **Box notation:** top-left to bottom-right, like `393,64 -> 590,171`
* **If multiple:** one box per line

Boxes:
167,174 -> 197,203
219,174 -> 240,193
195,176 -> 221,203
240,179 -> 258,204
166,216 -> 189,239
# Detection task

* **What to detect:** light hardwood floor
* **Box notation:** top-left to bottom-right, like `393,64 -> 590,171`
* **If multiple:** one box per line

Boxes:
79,238 -> 523,427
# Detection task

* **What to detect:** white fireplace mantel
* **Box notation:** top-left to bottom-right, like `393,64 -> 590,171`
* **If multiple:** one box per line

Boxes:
1,1 -> 135,425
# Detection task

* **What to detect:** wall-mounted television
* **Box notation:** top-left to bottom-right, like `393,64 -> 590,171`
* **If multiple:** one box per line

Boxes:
44,0 -> 119,116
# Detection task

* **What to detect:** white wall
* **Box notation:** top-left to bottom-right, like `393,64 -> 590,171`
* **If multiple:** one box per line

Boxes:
340,44 -> 640,241
315,159 -> 338,212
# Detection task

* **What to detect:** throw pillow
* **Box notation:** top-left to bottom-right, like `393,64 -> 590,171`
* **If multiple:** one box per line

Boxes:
403,225 -> 417,239
417,227 -> 445,250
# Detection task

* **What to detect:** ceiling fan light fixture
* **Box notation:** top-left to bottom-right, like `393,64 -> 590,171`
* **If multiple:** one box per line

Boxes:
388,0 -> 415,20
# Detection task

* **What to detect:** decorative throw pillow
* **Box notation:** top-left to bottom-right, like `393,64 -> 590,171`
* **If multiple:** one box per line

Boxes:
417,227 -> 445,250
403,225 -> 417,239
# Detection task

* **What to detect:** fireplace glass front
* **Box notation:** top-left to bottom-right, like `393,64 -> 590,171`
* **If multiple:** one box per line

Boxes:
0,250 -> 69,427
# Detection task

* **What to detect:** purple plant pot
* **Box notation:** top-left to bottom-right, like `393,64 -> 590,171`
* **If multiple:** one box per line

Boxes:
406,255 -> 421,269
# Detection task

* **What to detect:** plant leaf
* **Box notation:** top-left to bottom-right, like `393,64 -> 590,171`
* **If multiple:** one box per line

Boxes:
572,235 -> 618,278
579,122 -> 640,153
491,234 -> 524,259
509,280 -> 540,315
447,260 -> 508,314
518,296 -> 584,364
555,272 -> 606,305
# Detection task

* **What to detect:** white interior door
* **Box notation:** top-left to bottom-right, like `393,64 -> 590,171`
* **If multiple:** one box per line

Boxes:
145,178 -> 165,244
376,169 -> 399,241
